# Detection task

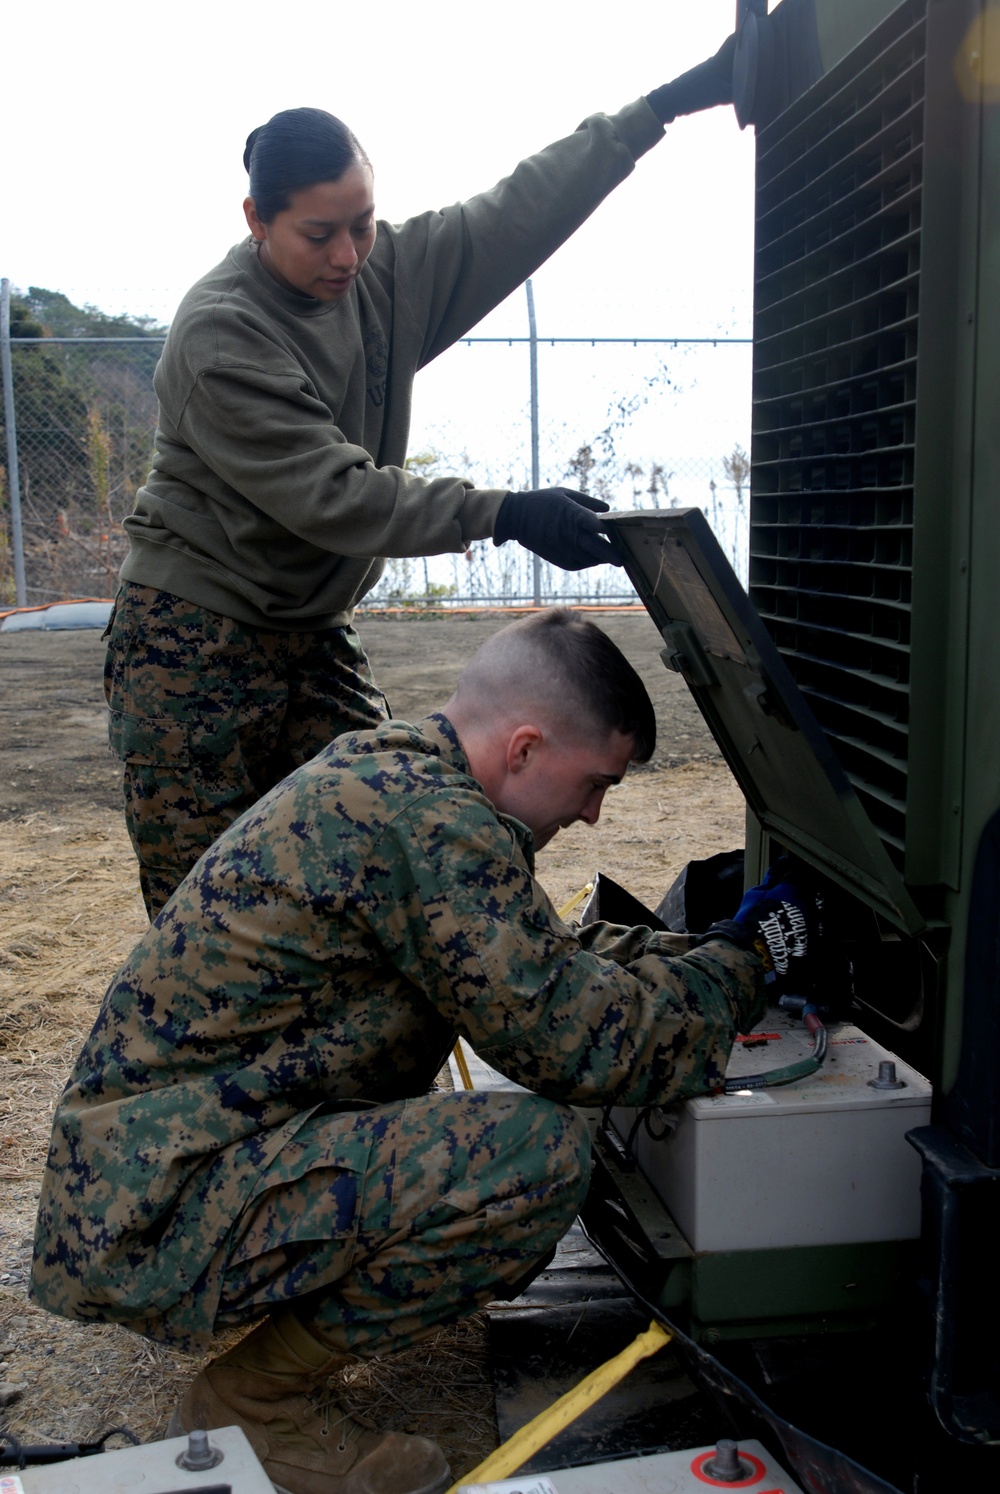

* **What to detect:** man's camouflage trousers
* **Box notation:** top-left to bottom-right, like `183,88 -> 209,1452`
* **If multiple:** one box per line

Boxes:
103,583 -> 389,918
150,1089 -> 590,1357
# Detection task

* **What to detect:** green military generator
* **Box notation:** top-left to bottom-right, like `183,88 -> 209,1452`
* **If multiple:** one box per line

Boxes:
581,5 -> 1000,1489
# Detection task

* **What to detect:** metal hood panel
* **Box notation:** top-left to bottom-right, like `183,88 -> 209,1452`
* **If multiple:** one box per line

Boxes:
608,509 -> 924,934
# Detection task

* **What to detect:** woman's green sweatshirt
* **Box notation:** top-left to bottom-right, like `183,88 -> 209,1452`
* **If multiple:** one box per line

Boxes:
121,98 -> 664,629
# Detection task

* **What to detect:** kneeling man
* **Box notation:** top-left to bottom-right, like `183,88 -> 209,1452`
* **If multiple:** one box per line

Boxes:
32,610 -> 781,1494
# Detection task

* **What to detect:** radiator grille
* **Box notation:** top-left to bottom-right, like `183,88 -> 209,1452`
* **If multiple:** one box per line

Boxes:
749,0 -> 926,870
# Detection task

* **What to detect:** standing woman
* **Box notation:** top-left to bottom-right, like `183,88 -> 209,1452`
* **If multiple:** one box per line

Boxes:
106,44 -> 735,919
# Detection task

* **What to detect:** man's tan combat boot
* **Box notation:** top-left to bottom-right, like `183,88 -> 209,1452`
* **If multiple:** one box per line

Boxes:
169,1311 -> 451,1494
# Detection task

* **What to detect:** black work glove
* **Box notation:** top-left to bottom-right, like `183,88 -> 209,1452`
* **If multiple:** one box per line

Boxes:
647,32 -> 737,124
731,861 -> 825,996
493,488 -> 622,571
698,859 -> 825,998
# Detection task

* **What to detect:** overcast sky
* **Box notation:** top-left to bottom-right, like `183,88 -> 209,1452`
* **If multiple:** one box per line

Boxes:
4,0 -> 760,574
3,0 -> 757,335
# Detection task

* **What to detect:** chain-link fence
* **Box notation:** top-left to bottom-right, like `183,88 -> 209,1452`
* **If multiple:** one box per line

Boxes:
1,280 -> 751,610
0,335 -> 161,605
384,334 -> 752,606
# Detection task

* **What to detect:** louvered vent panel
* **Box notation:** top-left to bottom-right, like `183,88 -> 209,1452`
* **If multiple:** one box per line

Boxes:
749,0 -> 926,871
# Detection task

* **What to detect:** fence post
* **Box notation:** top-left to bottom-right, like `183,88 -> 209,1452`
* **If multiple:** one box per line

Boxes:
0,278 -> 28,607
526,278 -> 541,608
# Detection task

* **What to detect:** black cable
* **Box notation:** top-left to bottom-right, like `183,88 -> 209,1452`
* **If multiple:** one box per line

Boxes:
0,1423 -> 139,1469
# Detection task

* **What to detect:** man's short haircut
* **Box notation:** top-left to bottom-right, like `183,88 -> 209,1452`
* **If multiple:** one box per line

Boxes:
461,608 -> 656,763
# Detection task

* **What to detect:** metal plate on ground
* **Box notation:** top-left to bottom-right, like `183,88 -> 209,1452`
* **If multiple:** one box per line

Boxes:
458,1437 -> 805,1493
12,1423 -> 273,1492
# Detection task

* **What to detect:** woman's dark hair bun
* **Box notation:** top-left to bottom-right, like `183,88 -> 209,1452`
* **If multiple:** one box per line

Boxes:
243,108 -> 369,222
243,126 -> 263,175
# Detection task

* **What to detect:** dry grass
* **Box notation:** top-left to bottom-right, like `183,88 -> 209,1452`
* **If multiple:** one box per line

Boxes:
339,1315 -> 498,1473
0,809 -> 148,1062
0,807 -> 193,1448
535,757 -> 746,913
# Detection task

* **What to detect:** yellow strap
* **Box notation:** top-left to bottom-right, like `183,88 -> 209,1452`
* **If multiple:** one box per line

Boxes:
557,882 -> 594,921
451,1040 -> 474,1091
446,1319 -> 673,1492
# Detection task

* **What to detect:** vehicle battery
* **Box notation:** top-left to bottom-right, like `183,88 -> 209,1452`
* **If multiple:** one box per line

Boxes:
612,1014 -> 931,1253
4,1425 -> 274,1493
458,1437 -> 804,1493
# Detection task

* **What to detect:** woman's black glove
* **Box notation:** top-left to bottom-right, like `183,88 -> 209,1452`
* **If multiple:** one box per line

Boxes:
493,488 -> 621,571
647,32 -> 738,124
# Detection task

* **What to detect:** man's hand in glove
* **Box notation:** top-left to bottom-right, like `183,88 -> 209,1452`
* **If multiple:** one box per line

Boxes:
493,488 -> 622,571
731,862 -> 825,995
696,860 -> 825,998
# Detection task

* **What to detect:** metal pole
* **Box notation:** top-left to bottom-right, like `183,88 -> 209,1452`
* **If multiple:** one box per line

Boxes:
526,278 -> 541,607
0,279 -> 27,608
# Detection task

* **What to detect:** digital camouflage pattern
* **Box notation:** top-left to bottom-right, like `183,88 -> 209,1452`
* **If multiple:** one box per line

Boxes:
215,1089 -> 590,1358
31,713 -> 764,1353
104,582 -> 389,917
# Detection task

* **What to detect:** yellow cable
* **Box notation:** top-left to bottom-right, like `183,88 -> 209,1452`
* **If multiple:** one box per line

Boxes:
446,1319 -> 673,1492
557,882 -> 594,921
452,1040 -> 474,1090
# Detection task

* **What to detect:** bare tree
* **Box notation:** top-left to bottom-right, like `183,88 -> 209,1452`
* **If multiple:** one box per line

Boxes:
566,443 -> 597,493
647,463 -> 673,510
722,443 -> 751,518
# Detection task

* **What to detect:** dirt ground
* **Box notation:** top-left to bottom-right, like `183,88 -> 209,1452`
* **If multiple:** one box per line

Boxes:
0,609 -> 744,1478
